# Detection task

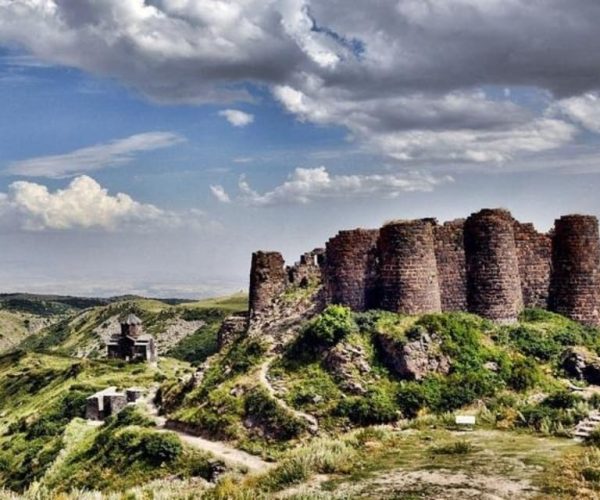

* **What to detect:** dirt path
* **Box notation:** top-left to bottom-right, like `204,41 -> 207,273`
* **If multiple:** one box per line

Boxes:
259,358 -> 319,433
144,388 -> 273,473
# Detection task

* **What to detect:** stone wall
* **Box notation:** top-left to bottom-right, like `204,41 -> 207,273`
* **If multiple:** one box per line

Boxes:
323,230 -> 380,311
249,251 -> 287,316
513,221 -> 552,309
434,219 -> 468,312
287,248 -> 325,288
464,209 -> 523,323
379,219 -> 442,314
549,215 -> 600,326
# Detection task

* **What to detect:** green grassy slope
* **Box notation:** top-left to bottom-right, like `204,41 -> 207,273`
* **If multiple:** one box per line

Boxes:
19,293 -> 248,364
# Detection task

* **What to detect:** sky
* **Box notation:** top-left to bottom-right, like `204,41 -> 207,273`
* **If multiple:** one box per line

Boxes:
2,0 -> 600,297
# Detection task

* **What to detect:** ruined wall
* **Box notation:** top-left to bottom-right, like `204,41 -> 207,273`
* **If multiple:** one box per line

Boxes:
249,251 -> 287,316
324,229 -> 380,311
549,215 -> 600,326
434,219 -> 467,312
464,209 -> 523,323
287,248 -> 325,288
379,219 -> 442,314
513,222 -> 552,309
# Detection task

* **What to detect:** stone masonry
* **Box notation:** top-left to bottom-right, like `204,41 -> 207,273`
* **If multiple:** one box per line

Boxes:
464,209 -> 523,323
434,219 -> 468,312
379,219 -> 442,315
549,215 -> 600,326
249,251 -> 287,316
324,229 -> 380,311
513,221 -> 552,309
247,208 -> 600,326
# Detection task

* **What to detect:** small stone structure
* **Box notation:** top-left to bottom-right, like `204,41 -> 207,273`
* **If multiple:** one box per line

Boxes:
86,387 -> 128,420
107,314 -> 157,362
247,208 -> 600,326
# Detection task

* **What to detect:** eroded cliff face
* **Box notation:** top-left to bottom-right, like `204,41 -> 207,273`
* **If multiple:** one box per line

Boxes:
248,209 -> 600,327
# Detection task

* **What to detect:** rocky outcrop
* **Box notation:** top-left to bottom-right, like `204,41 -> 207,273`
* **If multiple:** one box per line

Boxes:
376,330 -> 450,380
324,341 -> 371,394
561,346 -> 600,384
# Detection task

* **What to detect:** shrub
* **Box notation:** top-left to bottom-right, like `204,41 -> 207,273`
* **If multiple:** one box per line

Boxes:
429,440 -> 473,455
303,306 -> 357,346
335,387 -> 398,425
244,388 -> 306,440
507,357 -> 541,391
543,391 -> 582,409
141,432 -> 182,464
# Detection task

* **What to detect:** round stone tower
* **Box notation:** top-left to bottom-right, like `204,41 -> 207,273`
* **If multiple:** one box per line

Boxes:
324,229 -> 380,311
249,251 -> 287,316
464,209 -> 523,323
378,219 -> 442,314
549,215 -> 600,326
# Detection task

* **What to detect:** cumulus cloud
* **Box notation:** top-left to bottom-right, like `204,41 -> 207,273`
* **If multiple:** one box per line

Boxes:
0,175 -> 181,231
218,109 -> 255,127
3,1 -> 600,162
213,166 -> 453,206
7,132 -> 183,178
210,184 -> 231,203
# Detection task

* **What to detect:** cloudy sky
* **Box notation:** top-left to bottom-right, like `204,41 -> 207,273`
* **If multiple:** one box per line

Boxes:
1,0 -> 600,297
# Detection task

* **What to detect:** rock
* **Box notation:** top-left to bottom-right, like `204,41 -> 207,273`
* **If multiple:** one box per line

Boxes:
312,395 -> 323,403
483,361 -> 499,372
561,346 -> 600,384
376,331 -> 450,380
324,341 -> 372,394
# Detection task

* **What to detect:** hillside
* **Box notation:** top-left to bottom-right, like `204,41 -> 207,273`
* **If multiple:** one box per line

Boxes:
19,293 -> 248,363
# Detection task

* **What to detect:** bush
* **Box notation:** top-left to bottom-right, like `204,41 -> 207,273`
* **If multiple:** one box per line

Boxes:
304,306 -> 357,346
507,357 -> 541,391
141,432 -> 182,464
244,388 -> 306,440
429,440 -> 473,455
335,387 -> 398,425
543,391 -> 582,409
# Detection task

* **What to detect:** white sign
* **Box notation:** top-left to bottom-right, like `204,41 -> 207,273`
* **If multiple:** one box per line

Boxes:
455,415 -> 476,425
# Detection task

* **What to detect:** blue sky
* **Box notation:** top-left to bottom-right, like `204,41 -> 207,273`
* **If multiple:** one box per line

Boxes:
2,1 -> 600,297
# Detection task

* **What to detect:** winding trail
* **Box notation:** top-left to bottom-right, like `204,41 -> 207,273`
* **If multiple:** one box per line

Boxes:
144,388 -> 273,473
259,358 -> 319,433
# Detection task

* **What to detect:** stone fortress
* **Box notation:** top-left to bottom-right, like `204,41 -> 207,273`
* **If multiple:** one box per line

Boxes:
248,208 -> 600,326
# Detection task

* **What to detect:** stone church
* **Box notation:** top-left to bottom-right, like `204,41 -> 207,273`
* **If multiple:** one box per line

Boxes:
107,313 -> 157,362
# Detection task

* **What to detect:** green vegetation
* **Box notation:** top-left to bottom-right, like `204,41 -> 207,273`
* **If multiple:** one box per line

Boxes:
302,305 -> 357,346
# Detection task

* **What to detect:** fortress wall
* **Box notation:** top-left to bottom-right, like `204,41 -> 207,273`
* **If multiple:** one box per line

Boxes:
549,215 -> 600,326
287,248 -> 325,288
324,229 -> 380,311
379,219 -> 442,314
433,219 -> 468,312
464,209 -> 523,323
513,221 -> 552,309
249,251 -> 287,316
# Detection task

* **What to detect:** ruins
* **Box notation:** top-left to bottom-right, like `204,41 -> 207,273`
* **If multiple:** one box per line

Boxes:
248,209 -> 600,326
107,313 -> 157,362
85,386 -> 145,420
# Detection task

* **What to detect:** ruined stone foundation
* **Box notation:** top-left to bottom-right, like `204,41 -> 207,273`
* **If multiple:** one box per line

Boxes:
549,215 -> 600,326
464,209 -> 523,324
324,229 -> 380,311
249,251 -> 286,316
379,219 -> 442,315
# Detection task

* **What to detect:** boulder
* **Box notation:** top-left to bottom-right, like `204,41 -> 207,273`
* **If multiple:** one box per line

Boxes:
376,331 -> 450,380
561,346 -> 600,384
324,341 -> 371,394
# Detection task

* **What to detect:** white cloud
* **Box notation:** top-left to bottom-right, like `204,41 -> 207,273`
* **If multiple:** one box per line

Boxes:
218,109 -> 255,127
210,184 -> 231,203
215,166 -> 453,206
6,132 -> 184,178
0,175 -> 181,231
552,93 -> 600,134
